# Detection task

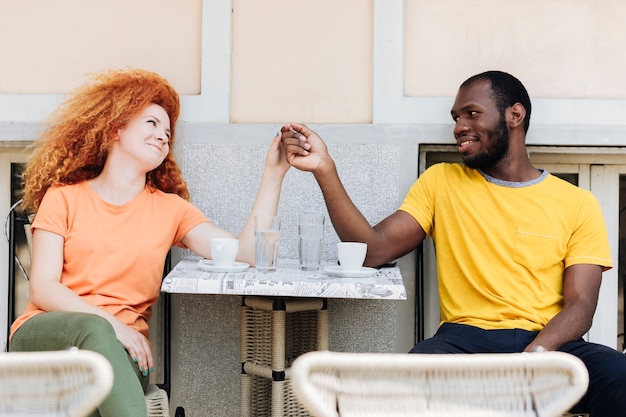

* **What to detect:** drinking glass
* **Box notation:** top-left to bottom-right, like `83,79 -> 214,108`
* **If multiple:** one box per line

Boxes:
254,216 -> 281,272
298,214 -> 325,271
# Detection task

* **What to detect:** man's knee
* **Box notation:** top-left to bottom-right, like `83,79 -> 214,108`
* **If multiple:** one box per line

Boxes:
561,340 -> 626,413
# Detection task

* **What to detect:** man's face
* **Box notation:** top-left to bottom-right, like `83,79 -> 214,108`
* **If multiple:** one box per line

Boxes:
450,80 -> 509,170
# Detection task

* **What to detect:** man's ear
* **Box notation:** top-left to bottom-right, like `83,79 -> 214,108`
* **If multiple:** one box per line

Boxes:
507,103 -> 526,129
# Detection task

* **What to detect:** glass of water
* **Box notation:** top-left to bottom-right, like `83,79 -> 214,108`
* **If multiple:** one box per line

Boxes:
254,216 -> 281,272
298,214 -> 325,271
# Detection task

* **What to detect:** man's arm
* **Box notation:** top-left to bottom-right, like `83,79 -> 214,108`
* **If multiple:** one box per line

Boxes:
281,123 -> 426,266
525,263 -> 602,352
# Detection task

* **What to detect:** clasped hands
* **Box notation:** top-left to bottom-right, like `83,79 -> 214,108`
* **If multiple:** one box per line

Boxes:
279,122 -> 331,173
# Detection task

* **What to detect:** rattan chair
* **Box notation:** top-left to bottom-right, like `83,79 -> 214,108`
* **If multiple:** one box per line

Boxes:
290,350 -> 589,417
0,348 -> 113,416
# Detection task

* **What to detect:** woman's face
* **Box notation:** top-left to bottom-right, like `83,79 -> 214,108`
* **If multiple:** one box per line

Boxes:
115,103 -> 171,171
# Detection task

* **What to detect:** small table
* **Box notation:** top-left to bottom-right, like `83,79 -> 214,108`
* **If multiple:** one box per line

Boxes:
161,258 -> 406,417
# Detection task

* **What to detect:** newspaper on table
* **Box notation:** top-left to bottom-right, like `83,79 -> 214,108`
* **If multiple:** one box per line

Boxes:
161,258 -> 406,300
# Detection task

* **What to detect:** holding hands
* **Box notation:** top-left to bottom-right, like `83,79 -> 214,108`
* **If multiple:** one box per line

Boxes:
280,123 -> 333,174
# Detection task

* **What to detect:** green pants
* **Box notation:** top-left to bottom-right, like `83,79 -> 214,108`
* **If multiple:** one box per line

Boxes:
10,312 -> 149,417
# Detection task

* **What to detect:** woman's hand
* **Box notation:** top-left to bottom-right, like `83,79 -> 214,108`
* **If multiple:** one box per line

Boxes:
111,319 -> 154,377
265,131 -> 291,178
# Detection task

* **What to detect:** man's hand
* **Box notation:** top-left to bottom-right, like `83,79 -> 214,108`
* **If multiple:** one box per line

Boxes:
280,122 -> 331,174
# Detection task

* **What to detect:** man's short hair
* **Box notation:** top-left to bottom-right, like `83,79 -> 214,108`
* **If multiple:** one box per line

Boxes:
461,71 -> 532,133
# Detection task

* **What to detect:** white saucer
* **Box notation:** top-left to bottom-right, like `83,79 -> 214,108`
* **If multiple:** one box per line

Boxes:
323,266 -> 378,278
198,260 -> 249,273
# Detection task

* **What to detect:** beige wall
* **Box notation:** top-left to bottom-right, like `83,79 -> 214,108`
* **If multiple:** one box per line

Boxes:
230,0 -> 373,123
404,0 -> 626,99
1,0 -> 374,123
2,0 -> 625,121
0,0 -> 201,94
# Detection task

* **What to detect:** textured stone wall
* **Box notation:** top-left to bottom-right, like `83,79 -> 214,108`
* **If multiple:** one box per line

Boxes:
170,140 -> 405,416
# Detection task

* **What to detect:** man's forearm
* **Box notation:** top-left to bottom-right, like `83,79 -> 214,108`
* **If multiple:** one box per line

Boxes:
525,304 -> 594,352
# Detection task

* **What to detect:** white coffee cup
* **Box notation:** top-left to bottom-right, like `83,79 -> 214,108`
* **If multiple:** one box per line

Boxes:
210,238 -> 239,267
337,242 -> 367,271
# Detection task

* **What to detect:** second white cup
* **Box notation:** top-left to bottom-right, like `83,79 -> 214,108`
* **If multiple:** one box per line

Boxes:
337,242 -> 367,271
210,238 -> 239,267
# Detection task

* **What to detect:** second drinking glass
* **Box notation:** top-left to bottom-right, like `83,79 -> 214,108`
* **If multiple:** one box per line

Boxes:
298,214 -> 325,271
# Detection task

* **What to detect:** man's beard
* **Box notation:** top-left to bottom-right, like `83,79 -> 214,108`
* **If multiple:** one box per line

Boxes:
463,118 -> 509,170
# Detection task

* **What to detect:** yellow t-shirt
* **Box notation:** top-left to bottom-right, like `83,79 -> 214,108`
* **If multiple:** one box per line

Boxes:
11,182 -> 208,338
398,163 -> 612,331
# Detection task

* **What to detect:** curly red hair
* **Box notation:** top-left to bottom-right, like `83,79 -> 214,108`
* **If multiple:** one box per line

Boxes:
21,68 -> 189,213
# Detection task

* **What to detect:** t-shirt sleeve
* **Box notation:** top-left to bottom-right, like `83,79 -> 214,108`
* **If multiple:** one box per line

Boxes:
565,190 -> 613,270
30,186 -> 69,237
397,164 -> 439,236
172,199 -> 211,248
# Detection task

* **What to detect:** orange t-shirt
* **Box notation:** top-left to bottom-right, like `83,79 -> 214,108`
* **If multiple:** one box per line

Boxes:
10,182 -> 208,339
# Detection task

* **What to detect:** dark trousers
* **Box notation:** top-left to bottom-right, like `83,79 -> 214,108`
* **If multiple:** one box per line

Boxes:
410,322 -> 626,417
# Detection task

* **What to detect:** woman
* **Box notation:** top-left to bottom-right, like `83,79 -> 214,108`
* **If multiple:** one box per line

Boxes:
9,68 -> 290,416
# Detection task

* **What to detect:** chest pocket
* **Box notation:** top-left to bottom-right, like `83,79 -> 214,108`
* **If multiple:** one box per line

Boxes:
513,229 -> 561,270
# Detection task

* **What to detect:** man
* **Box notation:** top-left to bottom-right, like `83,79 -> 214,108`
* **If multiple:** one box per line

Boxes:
281,70 -> 626,416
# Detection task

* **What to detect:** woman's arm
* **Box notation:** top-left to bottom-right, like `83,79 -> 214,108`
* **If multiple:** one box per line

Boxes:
29,229 -> 154,375
182,132 -> 290,265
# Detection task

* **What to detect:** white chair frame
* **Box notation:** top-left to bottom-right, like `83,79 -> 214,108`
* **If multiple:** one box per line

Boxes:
0,348 -> 113,417
290,350 -> 589,417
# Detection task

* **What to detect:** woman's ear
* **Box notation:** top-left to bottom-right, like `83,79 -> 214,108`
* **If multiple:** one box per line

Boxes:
507,103 -> 526,129
111,129 -> 121,141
